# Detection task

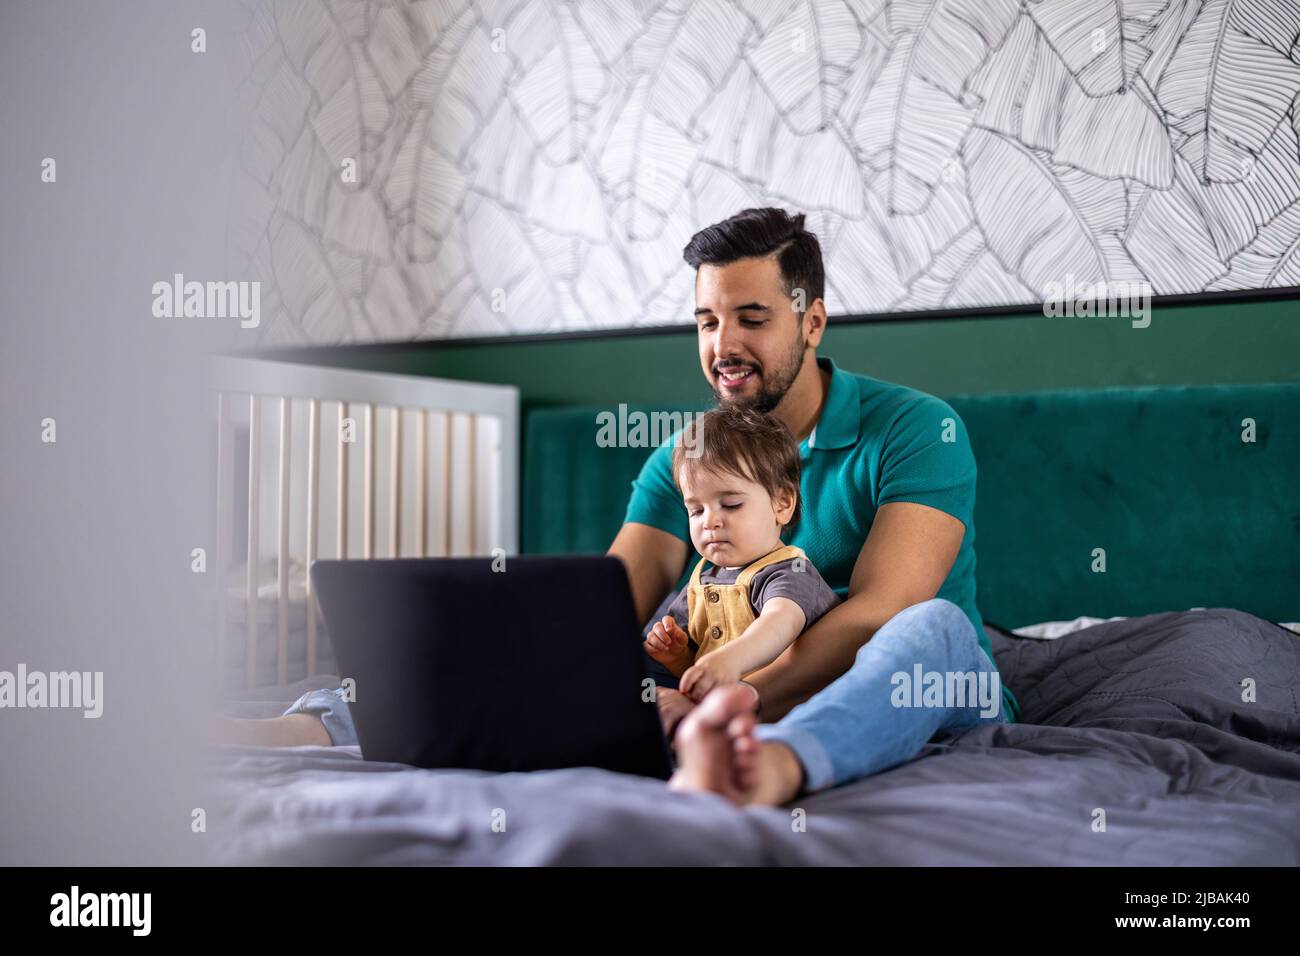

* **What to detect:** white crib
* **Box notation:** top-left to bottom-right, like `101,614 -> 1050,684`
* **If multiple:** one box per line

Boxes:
209,356 -> 519,689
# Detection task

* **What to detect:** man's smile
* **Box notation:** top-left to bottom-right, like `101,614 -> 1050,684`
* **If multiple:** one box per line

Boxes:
716,364 -> 757,389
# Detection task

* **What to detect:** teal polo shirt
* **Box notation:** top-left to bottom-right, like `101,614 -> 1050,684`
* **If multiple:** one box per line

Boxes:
623,354 -> 1020,722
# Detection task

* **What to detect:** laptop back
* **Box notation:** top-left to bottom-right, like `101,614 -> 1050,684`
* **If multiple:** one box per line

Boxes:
311,555 -> 673,779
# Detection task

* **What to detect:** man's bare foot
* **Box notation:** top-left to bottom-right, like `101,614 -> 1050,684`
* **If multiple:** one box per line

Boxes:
667,685 -> 806,806
654,686 -> 697,743
210,713 -> 331,747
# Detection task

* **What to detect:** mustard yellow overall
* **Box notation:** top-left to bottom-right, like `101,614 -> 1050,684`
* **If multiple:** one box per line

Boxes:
686,544 -> 807,660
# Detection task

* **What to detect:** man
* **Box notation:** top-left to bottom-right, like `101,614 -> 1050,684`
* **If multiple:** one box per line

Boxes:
217,208 -> 1018,808
612,207 -> 1018,804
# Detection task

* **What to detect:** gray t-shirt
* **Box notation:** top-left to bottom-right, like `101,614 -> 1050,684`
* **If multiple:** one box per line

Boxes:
641,556 -> 841,656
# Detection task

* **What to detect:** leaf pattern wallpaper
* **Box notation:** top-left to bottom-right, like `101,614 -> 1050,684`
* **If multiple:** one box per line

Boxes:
232,0 -> 1300,344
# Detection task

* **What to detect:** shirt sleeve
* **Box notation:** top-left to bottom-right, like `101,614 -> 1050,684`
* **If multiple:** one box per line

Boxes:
876,394 -> 976,531
750,560 -> 842,629
623,439 -> 690,543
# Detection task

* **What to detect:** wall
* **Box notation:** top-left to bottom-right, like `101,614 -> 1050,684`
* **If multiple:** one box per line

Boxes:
1,0 -> 245,864
261,294 -> 1298,411
236,0 -> 1300,345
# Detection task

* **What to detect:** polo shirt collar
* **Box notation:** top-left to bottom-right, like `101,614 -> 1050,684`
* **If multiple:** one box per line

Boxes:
807,355 -> 859,451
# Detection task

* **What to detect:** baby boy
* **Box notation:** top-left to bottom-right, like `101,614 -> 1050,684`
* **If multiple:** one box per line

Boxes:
642,403 -> 840,705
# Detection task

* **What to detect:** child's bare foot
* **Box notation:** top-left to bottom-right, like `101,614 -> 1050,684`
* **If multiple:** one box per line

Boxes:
667,685 -> 806,806
210,713 -> 331,747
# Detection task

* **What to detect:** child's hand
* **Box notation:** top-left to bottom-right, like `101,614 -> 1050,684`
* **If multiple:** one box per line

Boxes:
642,615 -> 693,677
680,652 -> 742,702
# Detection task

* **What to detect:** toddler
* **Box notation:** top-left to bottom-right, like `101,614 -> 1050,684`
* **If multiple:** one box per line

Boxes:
643,403 -> 840,703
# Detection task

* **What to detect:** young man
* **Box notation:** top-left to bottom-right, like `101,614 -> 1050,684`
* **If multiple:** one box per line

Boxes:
611,207 -> 1017,805
217,208 -> 1017,808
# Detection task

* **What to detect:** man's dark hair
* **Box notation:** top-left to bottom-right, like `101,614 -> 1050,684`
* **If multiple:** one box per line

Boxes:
682,207 -> 824,314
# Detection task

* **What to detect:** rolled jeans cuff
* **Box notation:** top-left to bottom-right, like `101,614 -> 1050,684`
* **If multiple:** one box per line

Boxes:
281,687 -> 357,747
753,722 -> 835,794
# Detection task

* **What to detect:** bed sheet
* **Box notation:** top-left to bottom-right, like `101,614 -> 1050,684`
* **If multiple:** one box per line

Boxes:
207,609 -> 1300,865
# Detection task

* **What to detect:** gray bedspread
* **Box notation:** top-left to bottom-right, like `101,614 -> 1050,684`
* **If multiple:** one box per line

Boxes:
206,609 -> 1300,865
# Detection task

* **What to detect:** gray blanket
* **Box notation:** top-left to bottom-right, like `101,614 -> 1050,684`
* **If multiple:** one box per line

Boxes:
206,609 -> 1300,865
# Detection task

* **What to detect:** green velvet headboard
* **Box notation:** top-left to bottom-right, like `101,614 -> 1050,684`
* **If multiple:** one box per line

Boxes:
522,382 -> 1300,628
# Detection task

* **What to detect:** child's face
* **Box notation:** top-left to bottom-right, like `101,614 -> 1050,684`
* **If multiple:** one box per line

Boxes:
678,465 -> 796,567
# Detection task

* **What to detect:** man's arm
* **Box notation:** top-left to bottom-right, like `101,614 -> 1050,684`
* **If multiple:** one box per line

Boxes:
743,501 -> 964,721
607,521 -> 690,627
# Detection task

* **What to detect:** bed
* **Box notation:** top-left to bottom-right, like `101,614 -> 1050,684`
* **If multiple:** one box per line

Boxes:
206,373 -> 1300,865
208,608 -> 1300,865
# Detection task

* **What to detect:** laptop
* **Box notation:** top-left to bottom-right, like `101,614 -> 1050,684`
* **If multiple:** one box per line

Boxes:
310,555 -> 675,780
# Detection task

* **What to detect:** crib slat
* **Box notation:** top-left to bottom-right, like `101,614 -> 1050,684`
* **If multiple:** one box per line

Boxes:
305,397 -> 320,677
337,402 -> 349,559
364,402 -> 375,559
415,409 -> 427,557
468,413 -> 477,555
215,391 -> 234,693
389,406 -> 402,556
245,395 -> 261,690
276,397 -> 292,686
443,412 -> 453,557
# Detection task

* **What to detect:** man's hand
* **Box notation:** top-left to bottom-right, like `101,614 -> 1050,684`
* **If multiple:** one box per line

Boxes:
680,649 -> 743,702
654,686 -> 696,743
744,501 -> 966,720
643,615 -> 694,677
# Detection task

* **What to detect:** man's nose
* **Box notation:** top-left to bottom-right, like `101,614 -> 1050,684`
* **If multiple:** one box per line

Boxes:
713,321 -> 743,362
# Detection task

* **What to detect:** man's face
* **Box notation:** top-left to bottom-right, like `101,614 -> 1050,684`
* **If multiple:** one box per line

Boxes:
693,256 -> 820,414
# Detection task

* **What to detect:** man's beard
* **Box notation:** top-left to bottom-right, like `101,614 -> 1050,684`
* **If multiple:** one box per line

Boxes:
712,330 -> 806,414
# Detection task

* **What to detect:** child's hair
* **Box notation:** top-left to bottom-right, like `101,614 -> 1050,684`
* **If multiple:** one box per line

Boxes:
672,404 -> 802,534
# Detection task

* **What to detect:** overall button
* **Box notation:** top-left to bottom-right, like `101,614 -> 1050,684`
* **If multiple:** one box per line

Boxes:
707,591 -> 720,604
709,626 -> 722,639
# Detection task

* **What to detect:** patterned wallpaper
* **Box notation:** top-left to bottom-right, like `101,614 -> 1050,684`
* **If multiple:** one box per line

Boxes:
232,0 -> 1300,344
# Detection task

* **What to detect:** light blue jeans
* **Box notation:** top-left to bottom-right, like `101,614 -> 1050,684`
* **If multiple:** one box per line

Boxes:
283,684 -> 357,748
284,598 -> 1010,792
754,598 -> 1012,792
